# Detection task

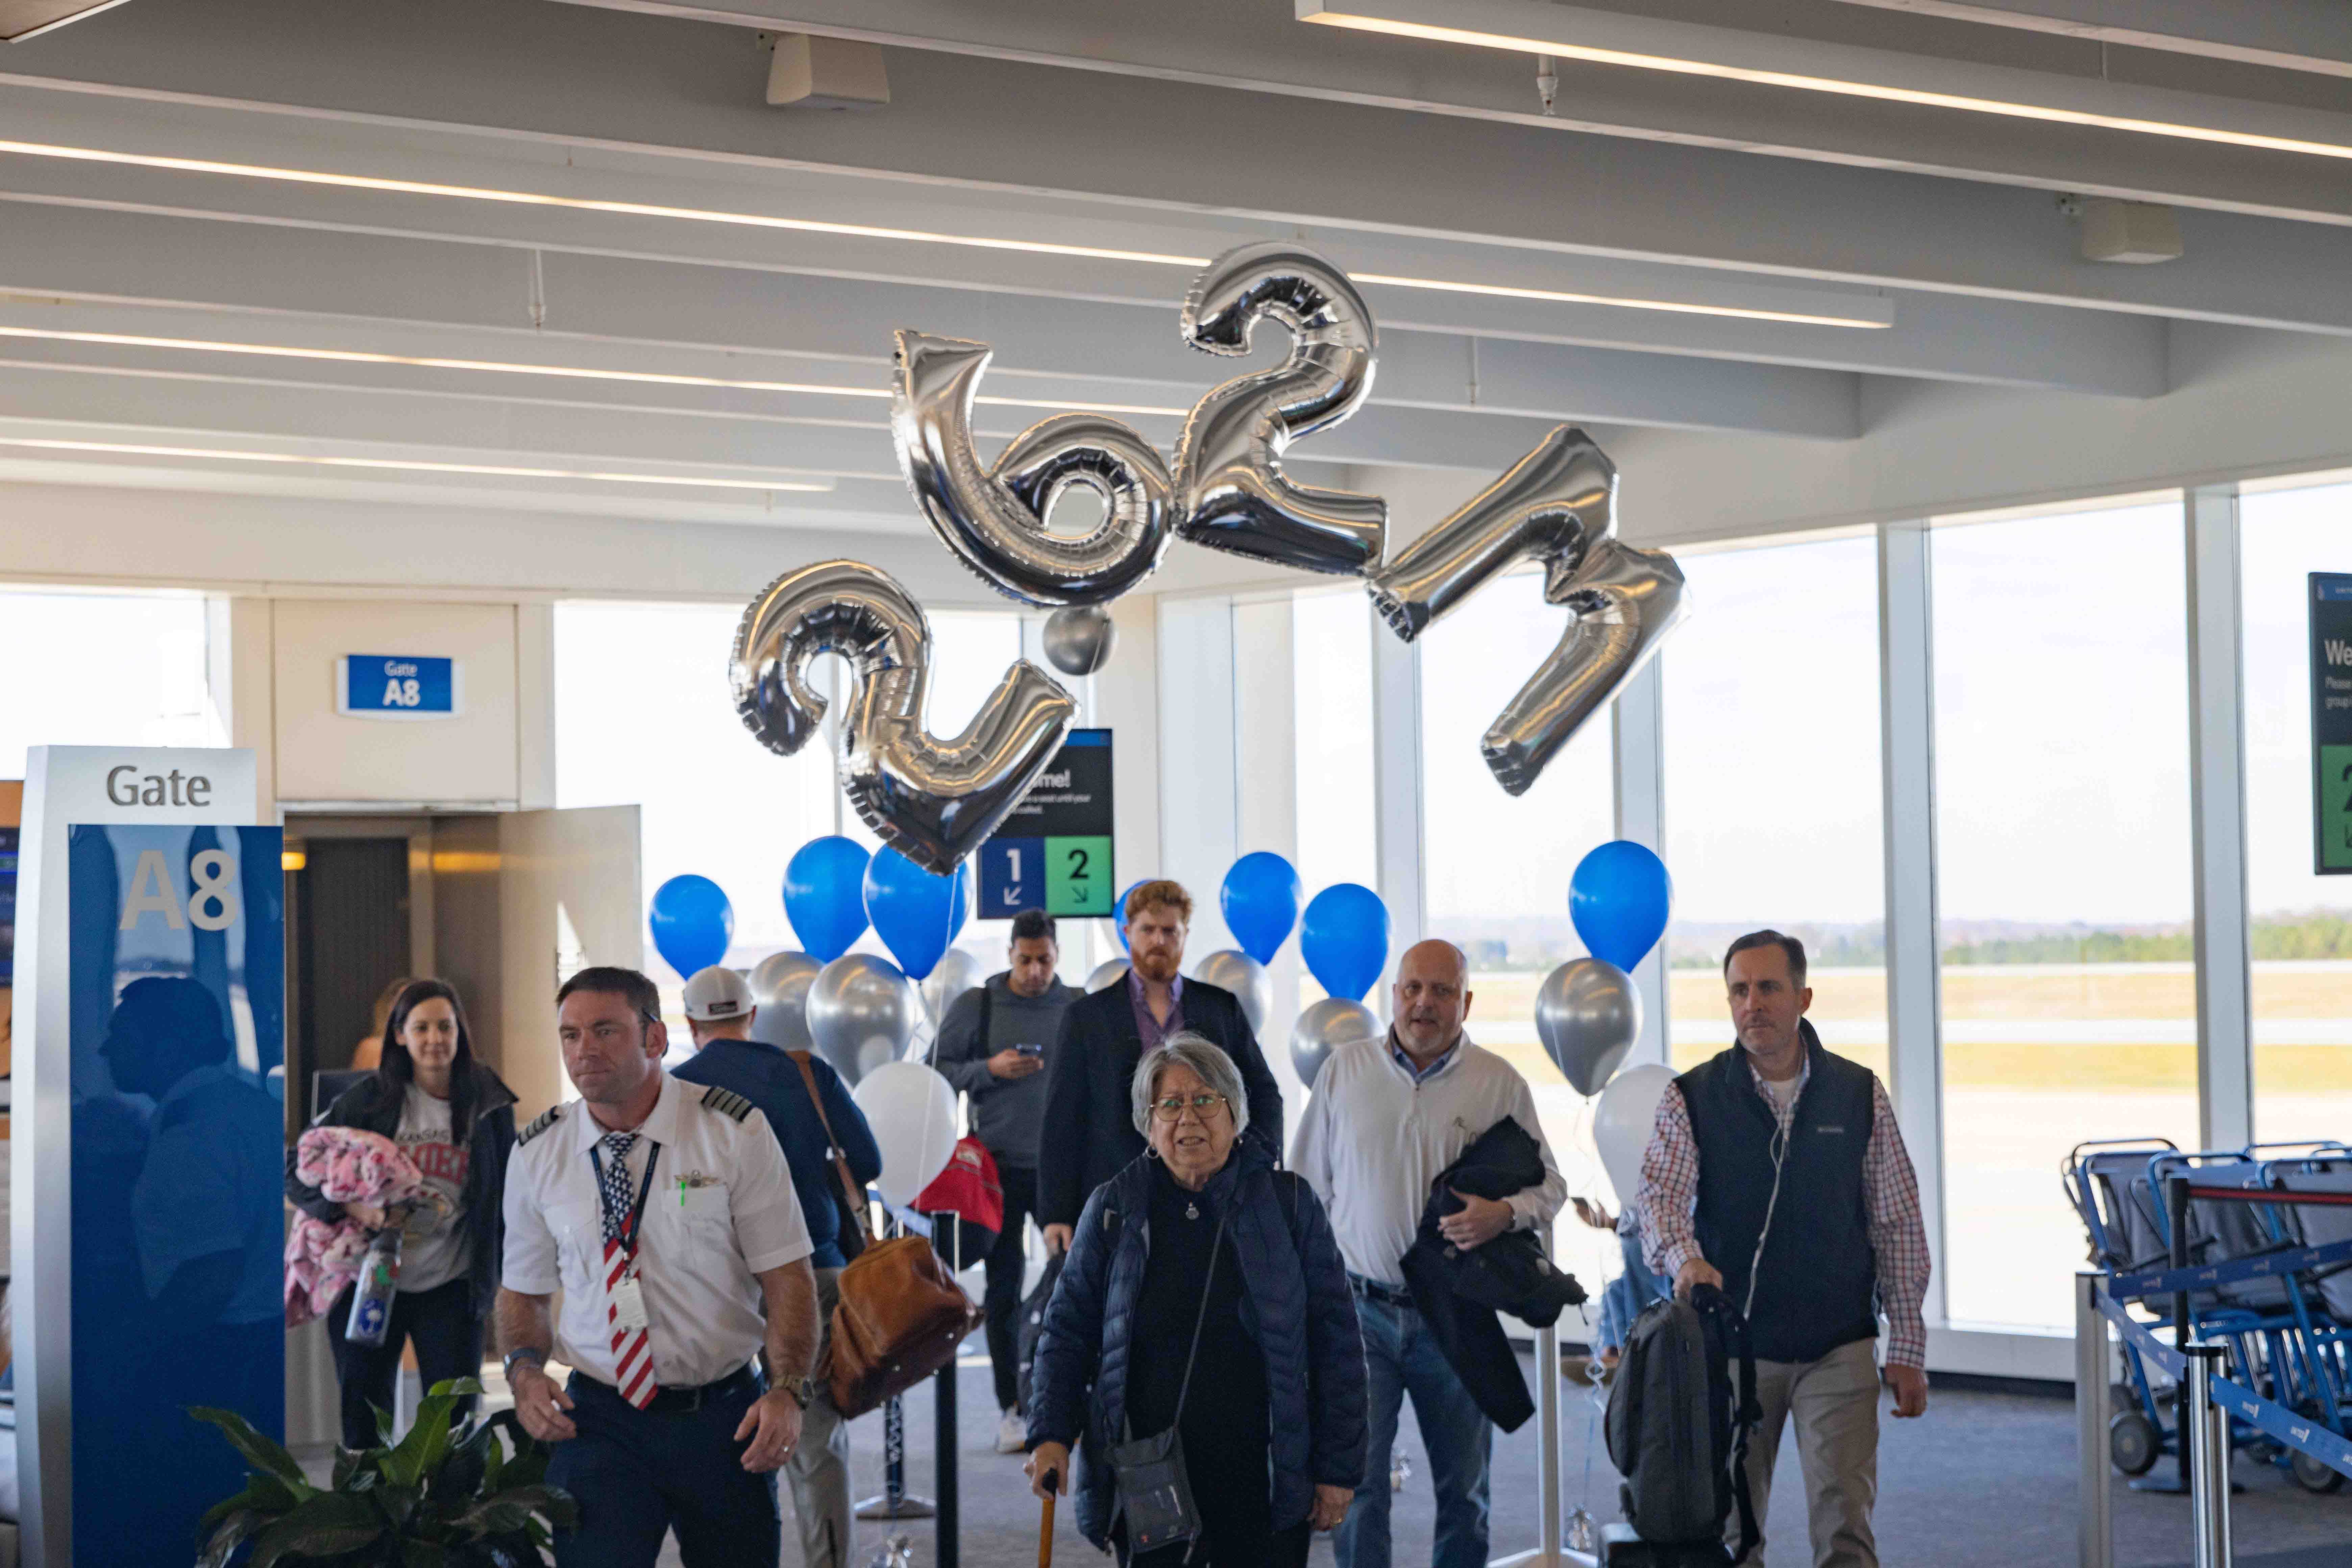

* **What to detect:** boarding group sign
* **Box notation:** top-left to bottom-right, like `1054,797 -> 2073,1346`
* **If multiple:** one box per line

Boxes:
2314,573 -> 2352,874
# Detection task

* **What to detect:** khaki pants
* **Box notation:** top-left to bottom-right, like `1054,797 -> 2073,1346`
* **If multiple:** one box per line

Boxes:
785,1267 -> 852,1568
1737,1337 -> 1880,1568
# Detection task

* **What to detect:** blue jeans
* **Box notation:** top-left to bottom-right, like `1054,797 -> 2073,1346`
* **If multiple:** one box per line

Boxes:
1335,1287 -> 1491,1568
1594,1232 -> 1667,1355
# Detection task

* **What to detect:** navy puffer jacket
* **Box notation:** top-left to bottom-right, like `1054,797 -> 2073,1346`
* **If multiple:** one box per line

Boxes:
1027,1138 -> 1368,1548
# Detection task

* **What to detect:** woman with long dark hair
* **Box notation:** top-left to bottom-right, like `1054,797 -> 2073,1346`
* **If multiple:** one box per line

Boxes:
286,979 -> 519,1448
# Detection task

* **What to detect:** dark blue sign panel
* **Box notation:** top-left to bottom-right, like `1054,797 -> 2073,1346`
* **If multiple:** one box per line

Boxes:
69,824 -> 283,1566
978,728 -> 1113,918
339,653 -> 458,717
2314,573 -> 2352,874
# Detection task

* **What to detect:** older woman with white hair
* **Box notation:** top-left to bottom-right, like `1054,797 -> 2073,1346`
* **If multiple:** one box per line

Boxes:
1025,1032 -> 1366,1567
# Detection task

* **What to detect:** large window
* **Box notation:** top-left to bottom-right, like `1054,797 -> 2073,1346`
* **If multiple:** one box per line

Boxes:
0,588 -> 217,774
1419,568 -> 1618,1294
1930,500 -> 2198,1329
2240,481 -> 2352,1138
1661,536 -> 1887,1079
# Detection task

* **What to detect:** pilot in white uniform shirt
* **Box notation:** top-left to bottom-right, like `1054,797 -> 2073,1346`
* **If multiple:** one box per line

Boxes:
503,1070 -> 812,1389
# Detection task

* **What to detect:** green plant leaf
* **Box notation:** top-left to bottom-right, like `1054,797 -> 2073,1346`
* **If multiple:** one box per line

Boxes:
382,1394 -> 459,1492
190,1407 -> 313,1494
245,1493 -> 385,1568
402,1537 -> 450,1568
196,1509 -> 270,1568
198,1474 -> 299,1536
375,1402 -> 398,1449
425,1376 -> 485,1400
448,1482 -> 577,1541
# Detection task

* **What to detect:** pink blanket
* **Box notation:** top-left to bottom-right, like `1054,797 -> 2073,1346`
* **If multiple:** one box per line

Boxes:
284,1126 -> 425,1328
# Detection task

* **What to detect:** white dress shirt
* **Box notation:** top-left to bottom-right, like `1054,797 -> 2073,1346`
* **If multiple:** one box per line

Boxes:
1290,1032 -> 1567,1286
503,1071 -> 814,1389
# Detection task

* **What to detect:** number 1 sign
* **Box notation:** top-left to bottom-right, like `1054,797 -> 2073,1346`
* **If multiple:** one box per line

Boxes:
977,729 -> 1115,918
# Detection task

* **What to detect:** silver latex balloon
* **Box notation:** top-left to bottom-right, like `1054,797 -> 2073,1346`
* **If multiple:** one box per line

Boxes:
1173,243 -> 1386,575
1534,957 -> 1643,1096
1192,949 -> 1272,1036
731,559 -> 1078,873
892,330 -> 1175,607
1365,426 -> 1687,797
1290,996 -> 1379,1087
1042,605 -> 1117,676
1086,957 -> 1131,994
747,950 -> 821,1051
806,953 -> 918,1086
922,946 -> 986,1027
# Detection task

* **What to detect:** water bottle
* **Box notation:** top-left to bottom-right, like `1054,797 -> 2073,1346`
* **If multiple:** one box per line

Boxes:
344,1228 -> 403,1348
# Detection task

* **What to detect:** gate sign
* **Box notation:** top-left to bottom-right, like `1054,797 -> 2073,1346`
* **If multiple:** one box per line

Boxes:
338,654 -> 459,718
2314,573 -> 2352,874
978,728 -> 1113,918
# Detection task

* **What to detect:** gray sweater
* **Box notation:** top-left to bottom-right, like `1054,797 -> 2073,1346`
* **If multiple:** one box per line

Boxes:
932,973 -> 1078,1169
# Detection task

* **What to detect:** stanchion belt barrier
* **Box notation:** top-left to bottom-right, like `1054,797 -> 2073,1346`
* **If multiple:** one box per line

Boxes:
2106,1236 -> 2352,1302
2098,1293 -> 2352,1482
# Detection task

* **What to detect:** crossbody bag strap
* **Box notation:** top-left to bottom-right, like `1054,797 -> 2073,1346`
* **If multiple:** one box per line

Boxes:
790,1050 -> 872,1246
1122,1207 -> 1229,1442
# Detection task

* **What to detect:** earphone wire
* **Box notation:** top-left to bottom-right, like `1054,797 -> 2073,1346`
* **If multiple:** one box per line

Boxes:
1742,1108 -> 1792,1325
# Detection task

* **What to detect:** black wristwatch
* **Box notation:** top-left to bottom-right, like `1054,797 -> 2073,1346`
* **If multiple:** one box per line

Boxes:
503,1347 -> 548,1383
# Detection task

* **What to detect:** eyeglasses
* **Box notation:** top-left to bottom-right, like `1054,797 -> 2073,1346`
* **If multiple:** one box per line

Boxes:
1150,1092 -> 1229,1123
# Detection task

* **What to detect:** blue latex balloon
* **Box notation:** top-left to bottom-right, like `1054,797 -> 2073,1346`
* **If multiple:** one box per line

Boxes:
1570,841 -> 1674,971
1221,852 -> 1302,966
863,846 -> 970,982
1300,883 -> 1389,1004
1113,880 -> 1145,952
783,837 -> 871,964
649,874 -> 733,979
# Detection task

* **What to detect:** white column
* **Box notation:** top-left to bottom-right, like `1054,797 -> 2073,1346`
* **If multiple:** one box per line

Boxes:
1155,594 -> 1240,955
1613,661 -> 1669,1067
1233,594 -> 1306,1117
1878,521 -> 1949,1324
2186,484 -> 2255,1149
1371,612 -> 1426,969
1088,593 -> 1163,976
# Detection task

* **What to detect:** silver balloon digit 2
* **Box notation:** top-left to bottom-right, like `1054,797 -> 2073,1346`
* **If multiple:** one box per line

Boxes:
730,558 -> 1078,874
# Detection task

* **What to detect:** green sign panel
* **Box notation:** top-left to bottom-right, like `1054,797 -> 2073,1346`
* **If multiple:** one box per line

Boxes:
2312,574 -> 2352,874
977,730 -> 1116,917
1045,834 -> 1115,916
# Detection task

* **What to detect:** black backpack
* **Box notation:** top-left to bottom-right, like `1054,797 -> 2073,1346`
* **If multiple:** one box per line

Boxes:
1603,1285 -> 1761,1564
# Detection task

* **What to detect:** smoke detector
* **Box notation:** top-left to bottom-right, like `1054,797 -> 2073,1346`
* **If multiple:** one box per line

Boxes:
766,34 -> 890,112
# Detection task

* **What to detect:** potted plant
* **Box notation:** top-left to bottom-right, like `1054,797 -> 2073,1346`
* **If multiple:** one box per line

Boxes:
193,1378 -> 576,1567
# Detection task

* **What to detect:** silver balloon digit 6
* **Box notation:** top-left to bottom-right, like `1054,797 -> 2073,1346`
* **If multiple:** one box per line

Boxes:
731,559 -> 1077,873
1172,242 -> 1387,575
1366,426 -> 1688,795
891,331 -> 1175,608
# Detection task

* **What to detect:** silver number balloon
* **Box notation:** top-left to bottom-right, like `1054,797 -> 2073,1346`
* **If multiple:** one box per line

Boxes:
806,953 -> 918,1086
1534,957 -> 1643,1096
1042,604 -> 1118,676
731,559 -> 1078,874
1366,426 -> 1687,795
748,949 -> 822,1051
891,330 -> 1175,607
1192,949 -> 1272,1035
1173,242 -> 1386,575
1290,996 -> 1379,1088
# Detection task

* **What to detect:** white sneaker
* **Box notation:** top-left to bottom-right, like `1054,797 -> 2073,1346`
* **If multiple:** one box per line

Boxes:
996,1406 -> 1027,1454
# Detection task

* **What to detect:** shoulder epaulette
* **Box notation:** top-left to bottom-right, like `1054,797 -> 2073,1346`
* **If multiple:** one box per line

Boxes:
517,1104 -> 564,1146
700,1084 -> 755,1122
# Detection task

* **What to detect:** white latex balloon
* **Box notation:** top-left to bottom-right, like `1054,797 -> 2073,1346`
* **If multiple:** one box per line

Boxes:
1192,949 -> 1270,1035
1594,1062 -> 1676,1208
852,1060 -> 961,1206
1086,957 -> 1131,994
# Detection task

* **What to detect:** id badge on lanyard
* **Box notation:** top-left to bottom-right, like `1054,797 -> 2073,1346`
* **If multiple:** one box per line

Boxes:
591,1141 -> 662,1334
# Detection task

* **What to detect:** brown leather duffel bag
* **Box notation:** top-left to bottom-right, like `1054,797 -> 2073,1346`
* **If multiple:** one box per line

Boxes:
821,1232 -> 981,1418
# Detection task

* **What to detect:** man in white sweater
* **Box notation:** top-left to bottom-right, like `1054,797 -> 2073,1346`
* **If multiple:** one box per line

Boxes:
1293,939 -> 1566,1568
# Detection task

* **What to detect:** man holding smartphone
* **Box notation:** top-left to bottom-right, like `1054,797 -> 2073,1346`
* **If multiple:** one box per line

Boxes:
931,908 -> 1078,1453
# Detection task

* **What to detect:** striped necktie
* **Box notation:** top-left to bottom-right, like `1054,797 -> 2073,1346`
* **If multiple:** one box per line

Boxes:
596,1130 -> 660,1409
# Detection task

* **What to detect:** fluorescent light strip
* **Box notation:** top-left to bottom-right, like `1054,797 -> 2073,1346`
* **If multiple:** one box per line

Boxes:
0,325 -> 1192,416
0,138 -> 1884,328
1303,8 -> 2352,162
0,435 -> 835,490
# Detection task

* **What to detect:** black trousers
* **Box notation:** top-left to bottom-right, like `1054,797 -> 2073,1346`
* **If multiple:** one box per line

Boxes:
324,1275 -> 483,1450
545,1367 -> 780,1568
983,1163 -> 1037,1412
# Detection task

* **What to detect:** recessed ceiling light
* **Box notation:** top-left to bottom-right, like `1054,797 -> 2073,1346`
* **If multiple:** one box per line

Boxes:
0,137 -> 1886,327
0,435 -> 837,490
1300,1 -> 2352,161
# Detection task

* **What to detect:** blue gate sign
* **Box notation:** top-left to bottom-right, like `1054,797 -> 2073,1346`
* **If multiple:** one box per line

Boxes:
338,654 -> 460,718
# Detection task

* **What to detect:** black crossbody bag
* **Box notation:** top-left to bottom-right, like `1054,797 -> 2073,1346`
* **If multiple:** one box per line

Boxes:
1107,1207 -> 1227,1557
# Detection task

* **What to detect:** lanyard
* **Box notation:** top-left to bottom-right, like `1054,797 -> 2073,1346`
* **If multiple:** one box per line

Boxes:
588,1140 -> 663,1252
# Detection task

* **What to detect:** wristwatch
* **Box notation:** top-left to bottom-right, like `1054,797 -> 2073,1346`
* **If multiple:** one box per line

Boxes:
502,1347 -> 548,1383
782,1374 -> 816,1410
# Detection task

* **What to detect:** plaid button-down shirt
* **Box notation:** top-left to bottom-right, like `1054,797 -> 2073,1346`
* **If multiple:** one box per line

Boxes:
1637,1051 -> 1932,1368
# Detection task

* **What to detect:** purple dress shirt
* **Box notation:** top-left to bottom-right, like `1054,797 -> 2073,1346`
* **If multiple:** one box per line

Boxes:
1127,967 -> 1185,1052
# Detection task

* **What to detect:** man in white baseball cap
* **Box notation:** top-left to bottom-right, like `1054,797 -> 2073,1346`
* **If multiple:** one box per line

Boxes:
682,965 -> 757,1044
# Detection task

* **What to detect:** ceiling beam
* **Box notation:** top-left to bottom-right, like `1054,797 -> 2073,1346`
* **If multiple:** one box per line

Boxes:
1824,1 -> 2352,80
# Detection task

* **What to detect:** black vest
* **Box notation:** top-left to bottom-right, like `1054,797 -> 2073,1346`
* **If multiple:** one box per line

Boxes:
1678,1024 -> 1878,1364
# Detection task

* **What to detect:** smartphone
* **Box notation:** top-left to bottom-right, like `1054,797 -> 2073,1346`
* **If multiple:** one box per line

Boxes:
1016,1042 -> 1045,1057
